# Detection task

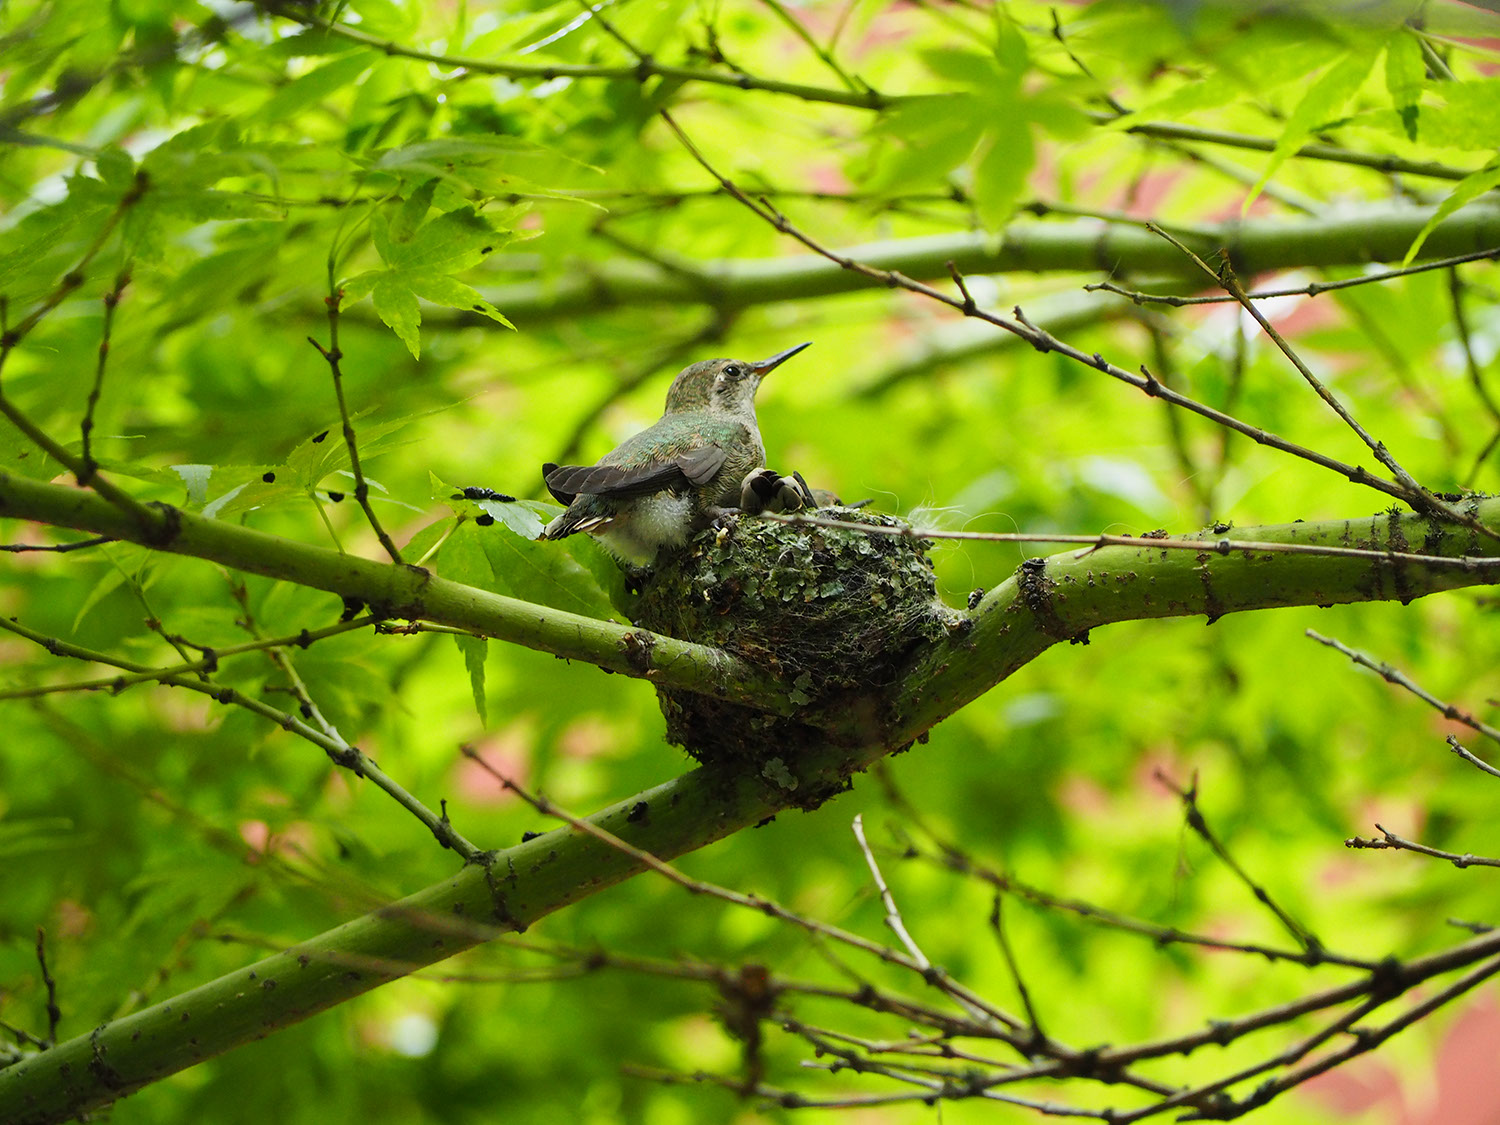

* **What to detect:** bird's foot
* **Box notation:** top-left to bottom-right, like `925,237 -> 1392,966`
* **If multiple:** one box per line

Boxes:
703,505 -> 743,537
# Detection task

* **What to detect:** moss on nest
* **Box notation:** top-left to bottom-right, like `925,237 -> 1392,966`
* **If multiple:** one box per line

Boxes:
631,507 -> 960,801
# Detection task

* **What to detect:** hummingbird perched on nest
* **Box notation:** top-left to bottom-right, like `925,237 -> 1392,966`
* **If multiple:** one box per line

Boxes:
538,342 -> 811,566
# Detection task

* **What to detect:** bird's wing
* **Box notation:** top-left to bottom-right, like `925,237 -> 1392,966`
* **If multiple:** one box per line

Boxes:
675,444 -> 729,486
543,445 -> 727,503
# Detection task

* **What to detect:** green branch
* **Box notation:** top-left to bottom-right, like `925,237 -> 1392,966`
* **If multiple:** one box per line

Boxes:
459,203 -> 1500,325
3,495 -> 1499,1121
888,499 -> 1500,741
0,766 -> 790,1125
0,472 -> 792,713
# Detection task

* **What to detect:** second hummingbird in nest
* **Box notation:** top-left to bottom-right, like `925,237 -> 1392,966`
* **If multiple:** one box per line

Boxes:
538,342 -> 810,566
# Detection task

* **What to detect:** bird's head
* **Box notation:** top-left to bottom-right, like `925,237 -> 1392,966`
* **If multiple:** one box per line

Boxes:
663,342 -> 811,416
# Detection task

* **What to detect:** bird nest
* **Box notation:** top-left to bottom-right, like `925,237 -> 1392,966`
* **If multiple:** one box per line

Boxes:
631,507 -> 960,802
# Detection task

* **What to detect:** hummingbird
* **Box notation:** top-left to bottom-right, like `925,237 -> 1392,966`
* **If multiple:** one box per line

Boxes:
538,342 -> 811,566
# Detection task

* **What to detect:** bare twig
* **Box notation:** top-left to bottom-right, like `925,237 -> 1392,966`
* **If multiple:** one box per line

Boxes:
1449,267 -> 1500,486
1448,733 -> 1500,780
78,270 -> 129,486
460,751 -> 1029,1037
0,536 -> 115,554
266,3 -> 889,110
631,931 -> 1500,1118
35,929 -> 60,1047
226,581 -> 330,733
0,616 -> 378,701
0,615 -> 478,859
903,834 -> 1375,970
1307,631 -> 1500,751
1085,246 -> 1500,307
1090,111 -> 1478,183
0,173 -> 164,532
1200,956 -> 1500,1119
851,814 -> 1004,1031
988,894 -> 1046,1046
851,815 -> 927,968
1346,824 -> 1500,870
569,0 -> 646,60
754,511 -> 1500,575
309,283 -> 403,563
757,0 -> 867,93
1146,224 -> 1444,513
655,109 -> 1448,511
1156,771 -> 1323,956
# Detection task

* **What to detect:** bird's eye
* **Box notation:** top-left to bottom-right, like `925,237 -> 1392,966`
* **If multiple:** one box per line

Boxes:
722,364 -> 743,379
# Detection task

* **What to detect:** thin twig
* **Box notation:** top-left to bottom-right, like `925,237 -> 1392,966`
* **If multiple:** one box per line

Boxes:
460,752 -> 1029,1037
1084,246 -> 1500,306
0,616 -> 378,700
267,3 -> 889,110
569,0 -> 645,60
35,928 -> 60,1046
655,109 -> 1449,512
1150,226 -> 1498,542
103,548 -> 204,677
754,511 -> 1500,574
0,173 -> 164,532
1111,968 -> 1430,1123
1307,631 -> 1500,750
1448,734 -> 1500,780
851,814 -> 929,968
1449,266 -> 1500,486
0,615 -> 478,859
1156,771 -> 1323,956
79,270 -> 129,486
1346,824 -> 1500,869
1091,111 -> 1478,183
903,835 -> 1375,970
1200,956 -> 1500,1119
309,286 -> 403,563
756,0 -> 867,93
852,813 -> 1001,1029
988,893 -> 1047,1046
1416,33 -> 1457,82
0,536 -> 115,554
1146,224 -> 1441,510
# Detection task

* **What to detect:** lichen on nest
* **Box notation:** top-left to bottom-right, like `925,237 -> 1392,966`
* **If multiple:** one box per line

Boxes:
630,506 -> 960,798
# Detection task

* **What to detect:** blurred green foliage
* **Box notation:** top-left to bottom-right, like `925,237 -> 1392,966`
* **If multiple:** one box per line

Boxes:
3,0 -> 1500,1121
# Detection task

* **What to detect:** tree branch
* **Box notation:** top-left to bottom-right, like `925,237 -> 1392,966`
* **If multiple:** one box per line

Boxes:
263,4 -> 888,110
442,203 -> 1500,325
887,498 -> 1500,744
0,471 -> 791,712
4,484 -> 1499,1119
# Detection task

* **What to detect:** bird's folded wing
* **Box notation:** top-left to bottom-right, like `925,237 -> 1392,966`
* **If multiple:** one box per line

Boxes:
543,446 -> 726,504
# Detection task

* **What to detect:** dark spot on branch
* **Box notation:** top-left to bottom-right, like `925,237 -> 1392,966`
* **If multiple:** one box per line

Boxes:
618,630 -> 655,673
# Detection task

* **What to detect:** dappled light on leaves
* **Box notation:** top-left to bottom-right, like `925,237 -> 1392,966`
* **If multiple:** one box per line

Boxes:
4,1 -> 1500,1123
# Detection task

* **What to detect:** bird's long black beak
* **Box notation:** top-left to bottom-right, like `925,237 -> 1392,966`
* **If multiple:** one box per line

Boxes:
749,341 -> 812,374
